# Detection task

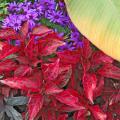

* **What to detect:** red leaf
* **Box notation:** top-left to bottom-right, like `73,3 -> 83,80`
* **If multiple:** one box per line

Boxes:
98,64 -> 120,80
57,50 -> 80,64
81,59 -> 91,72
25,38 -> 64,58
0,77 -> 39,91
1,86 -> 10,97
45,81 -> 63,95
81,37 -> 92,59
40,39 -> 65,56
42,59 -> 60,81
57,114 -> 68,120
16,56 -> 29,65
28,94 -> 43,120
94,77 -> 104,99
42,109 -> 56,120
89,105 -> 107,120
19,21 -> 29,39
73,109 -> 87,120
91,51 -> 113,67
54,64 -> 72,88
14,65 -> 32,77
32,25 -> 53,36
0,59 -> 17,73
55,89 -> 85,109
0,28 -> 17,40
83,73 -> 97,104
0,42 -> 19,60
109,91 -> 120,106
58,104 -> 83,112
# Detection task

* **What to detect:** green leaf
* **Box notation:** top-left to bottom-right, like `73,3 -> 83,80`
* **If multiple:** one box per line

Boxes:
0,1 -> 8,22
40,18 -> 71,35
65,0 -> 120,61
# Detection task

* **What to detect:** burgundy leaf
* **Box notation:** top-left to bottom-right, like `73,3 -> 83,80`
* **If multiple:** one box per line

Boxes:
19,21 -> 29,39
42,59 -> 60,81
55,89 -> 85,110
1,86 -> 10,97
16,56 -> 30,65
109,90 -> 120,106
58,104 -> 83,112
54,64 -> 72,88
91,51 -> 113,67
98,64 -> 120,80
28,94 -> 43,120
81,59 -> 91,72
0,42 -> 19,60
80,37 -> 92,59
42,109 -> 57,120
32,25 -> 53,36
0,77 -> 39,92
57,50 -> 80,64
83,73 -> 97,104
45,82 -> 63,95
14,65 -> 32,77
94,77 -> 104,98
57,114 -> 68,120
40,39 -> 65,56
73,109 -> 87,120
0,28 -> 17,40
89,105 -> 107,120
0,59 -> 17,73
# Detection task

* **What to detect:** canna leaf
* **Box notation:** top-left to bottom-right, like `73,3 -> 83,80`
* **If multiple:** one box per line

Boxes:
65,0 -> 120,61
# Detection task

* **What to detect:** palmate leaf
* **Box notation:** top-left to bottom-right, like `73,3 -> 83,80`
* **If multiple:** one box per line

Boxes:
65,0 -> 120,61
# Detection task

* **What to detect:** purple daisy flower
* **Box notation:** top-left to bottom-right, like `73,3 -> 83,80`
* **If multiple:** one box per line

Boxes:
15,40 -> 21,46
59,1 -> 65,9
37,5 -> 44,16
3,15 -> 22,31
75,41 -> 83,48
33,2 -> 44,16
25,9 -> 38,20
28,20 -> 36,29
40,0 -> 56,11
24,9 -> 38,28
8,2 -> 18,12
70,31 -> 80,41
2,17 -> 10,28
59,42 -> 75,51
47,10 -> 64,24
69,22 -> 79,32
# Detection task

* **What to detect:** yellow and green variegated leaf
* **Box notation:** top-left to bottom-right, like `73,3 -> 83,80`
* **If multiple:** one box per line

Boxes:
65,0 -> 120,61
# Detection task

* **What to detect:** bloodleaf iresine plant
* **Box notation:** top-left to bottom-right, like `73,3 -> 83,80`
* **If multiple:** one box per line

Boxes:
0,22 -> 73,120
57,37 -> 120,120
0,22 -> 119,119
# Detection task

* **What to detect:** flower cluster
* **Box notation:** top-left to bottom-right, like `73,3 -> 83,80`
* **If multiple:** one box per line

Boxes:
2,0 -> 82,50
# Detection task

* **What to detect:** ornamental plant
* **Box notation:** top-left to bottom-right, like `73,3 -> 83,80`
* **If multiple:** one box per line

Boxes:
0,0 -> 119,120
0,22 -> 119,120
